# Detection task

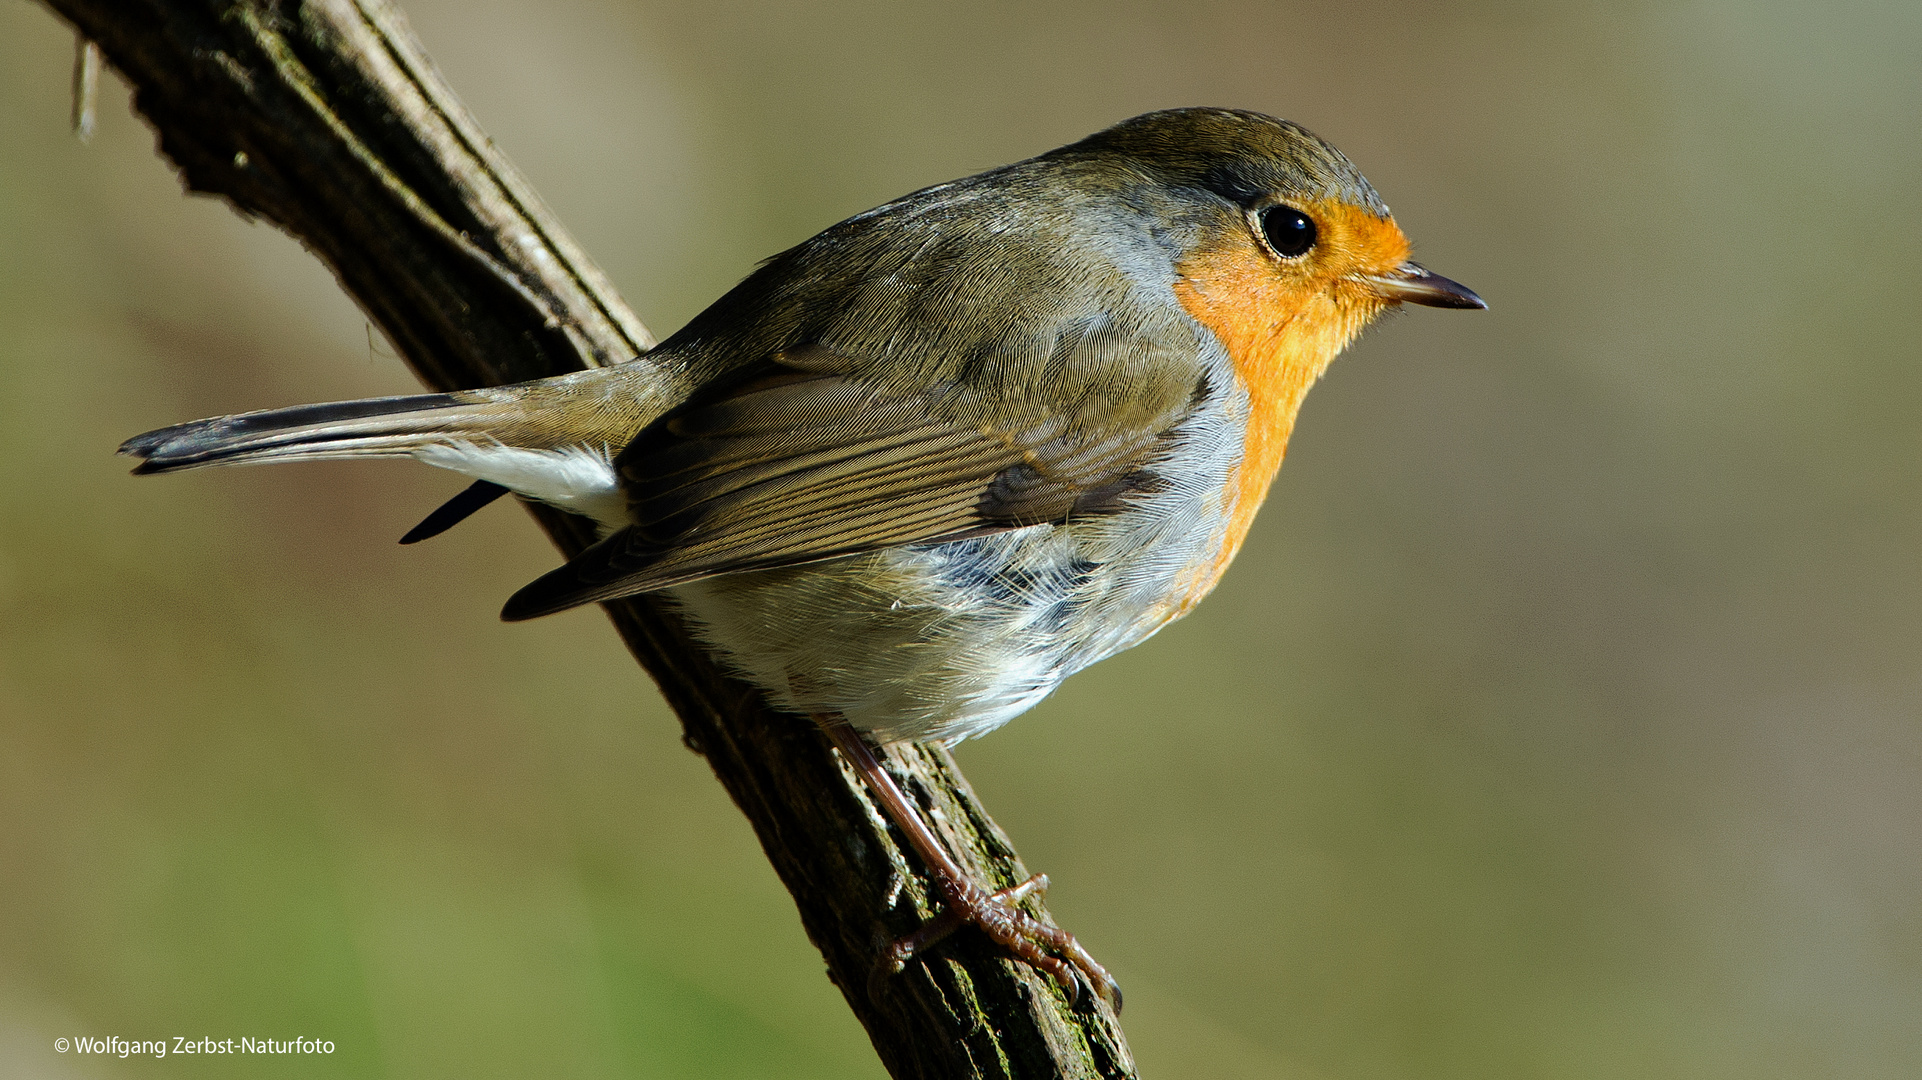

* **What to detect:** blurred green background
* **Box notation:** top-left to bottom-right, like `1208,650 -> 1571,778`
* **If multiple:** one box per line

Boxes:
3,0 -> 1919,1077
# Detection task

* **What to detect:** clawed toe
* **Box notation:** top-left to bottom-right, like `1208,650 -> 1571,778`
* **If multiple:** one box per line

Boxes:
876,872 -> 1121,1011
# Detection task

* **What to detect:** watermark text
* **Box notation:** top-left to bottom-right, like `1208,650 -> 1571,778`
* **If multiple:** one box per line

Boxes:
56,1035 -> 335,1057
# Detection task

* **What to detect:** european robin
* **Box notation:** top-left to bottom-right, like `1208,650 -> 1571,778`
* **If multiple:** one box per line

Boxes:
122,108 -> 1483,1005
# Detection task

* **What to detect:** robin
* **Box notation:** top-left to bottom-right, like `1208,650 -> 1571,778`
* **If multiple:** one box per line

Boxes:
122,108 -> 1483,1007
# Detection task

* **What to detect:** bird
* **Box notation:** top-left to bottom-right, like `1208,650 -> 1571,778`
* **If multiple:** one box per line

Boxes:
120,107 -> 1484,1007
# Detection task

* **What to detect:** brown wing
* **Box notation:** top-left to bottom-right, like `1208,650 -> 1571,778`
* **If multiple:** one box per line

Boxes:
499,346 -> 1190,620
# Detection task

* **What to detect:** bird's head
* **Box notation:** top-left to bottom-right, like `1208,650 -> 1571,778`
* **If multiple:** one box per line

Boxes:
1059,108 -> 1484,332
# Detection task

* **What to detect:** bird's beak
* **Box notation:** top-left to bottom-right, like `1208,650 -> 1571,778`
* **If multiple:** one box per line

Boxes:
1356,261 -> 1487,310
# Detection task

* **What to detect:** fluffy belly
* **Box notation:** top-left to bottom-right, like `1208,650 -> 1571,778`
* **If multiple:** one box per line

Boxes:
667,507 -> 1224,745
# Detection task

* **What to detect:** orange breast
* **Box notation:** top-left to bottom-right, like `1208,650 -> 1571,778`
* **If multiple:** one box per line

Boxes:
1166,199 -> 1408,611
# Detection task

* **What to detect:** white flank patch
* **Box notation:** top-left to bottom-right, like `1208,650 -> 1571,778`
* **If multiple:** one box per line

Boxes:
415,441 -> 626,533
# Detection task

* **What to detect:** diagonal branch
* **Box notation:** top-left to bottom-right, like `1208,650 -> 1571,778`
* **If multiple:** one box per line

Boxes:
41,1 -> 1134,1076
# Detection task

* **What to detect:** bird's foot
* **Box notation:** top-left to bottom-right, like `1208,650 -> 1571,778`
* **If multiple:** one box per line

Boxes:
877,872 -> 1121,1010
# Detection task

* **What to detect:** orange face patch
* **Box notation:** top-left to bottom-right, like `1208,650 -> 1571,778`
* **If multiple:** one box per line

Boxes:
1168,198 -> 1411,608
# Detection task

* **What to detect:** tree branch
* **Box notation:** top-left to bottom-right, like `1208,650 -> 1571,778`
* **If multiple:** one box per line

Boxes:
42,1 -> 1134,1076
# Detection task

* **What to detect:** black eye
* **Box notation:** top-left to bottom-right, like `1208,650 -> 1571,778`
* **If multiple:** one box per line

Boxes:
1258,206 -> 1317,258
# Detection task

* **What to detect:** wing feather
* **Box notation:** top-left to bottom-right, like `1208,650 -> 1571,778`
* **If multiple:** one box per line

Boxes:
502,328 -> 1208,620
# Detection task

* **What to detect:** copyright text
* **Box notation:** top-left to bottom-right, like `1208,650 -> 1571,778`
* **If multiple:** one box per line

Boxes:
56,1036 -> 335,1057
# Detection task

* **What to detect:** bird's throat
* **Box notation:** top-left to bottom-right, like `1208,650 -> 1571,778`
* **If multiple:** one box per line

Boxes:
1170,244 -> 1389,607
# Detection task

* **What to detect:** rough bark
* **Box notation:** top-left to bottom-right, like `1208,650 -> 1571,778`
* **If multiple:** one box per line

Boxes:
40,1 -> 1134,1077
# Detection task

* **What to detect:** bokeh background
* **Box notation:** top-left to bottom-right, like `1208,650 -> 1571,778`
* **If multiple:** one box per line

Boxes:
3,0 -> 1919,1077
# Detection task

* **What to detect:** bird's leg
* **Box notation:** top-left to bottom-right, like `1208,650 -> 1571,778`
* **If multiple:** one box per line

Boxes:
818,716 -> 1121,1009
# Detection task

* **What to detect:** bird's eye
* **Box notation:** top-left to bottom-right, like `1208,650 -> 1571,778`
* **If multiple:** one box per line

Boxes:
1257,205 -> 1317,259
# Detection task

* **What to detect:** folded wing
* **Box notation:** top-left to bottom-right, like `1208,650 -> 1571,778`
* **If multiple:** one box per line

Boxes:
500,346 -> 1192,620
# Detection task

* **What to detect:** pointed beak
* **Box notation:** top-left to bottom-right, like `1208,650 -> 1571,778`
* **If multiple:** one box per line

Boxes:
1356,261 -> 1487,310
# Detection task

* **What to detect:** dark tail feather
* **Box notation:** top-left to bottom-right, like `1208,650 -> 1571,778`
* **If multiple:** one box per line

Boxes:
399,480 -> 512,544
121,392 -> 471,474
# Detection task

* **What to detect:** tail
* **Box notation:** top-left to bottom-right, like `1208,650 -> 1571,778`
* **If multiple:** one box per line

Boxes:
121,391 -> 481,473
121,367 -> 669,537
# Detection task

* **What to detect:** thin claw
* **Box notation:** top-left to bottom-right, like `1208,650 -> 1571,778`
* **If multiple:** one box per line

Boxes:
1001,873 -> 1049,905
883,908 -> 966,969
1064,938 -> 1123,1011
1037,953 -> 1084,999
1018,920 -> 1117,1010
